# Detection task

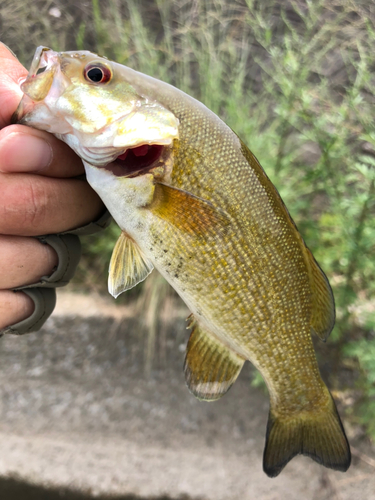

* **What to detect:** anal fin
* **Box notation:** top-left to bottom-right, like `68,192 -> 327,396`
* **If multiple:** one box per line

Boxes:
305,248 -> 335,341
108,231 -> 154,298
184,316 -> 245,401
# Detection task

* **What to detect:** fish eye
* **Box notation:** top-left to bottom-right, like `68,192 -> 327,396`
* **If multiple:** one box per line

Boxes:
84,63 -> 112,84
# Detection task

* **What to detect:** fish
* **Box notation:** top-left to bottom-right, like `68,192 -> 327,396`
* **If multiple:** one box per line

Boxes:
14,46 -> 351,477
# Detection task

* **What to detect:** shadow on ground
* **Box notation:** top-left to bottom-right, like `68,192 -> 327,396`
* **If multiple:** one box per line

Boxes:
0,476 -> 195,500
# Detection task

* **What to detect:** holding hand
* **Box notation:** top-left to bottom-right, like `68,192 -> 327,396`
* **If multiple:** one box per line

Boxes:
0,43 -> 106,331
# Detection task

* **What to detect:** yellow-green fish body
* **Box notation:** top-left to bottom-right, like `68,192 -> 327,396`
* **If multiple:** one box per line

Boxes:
15,47 -> 350,477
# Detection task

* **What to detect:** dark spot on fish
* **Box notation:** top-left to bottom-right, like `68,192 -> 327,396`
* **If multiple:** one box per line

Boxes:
174,274 -> 179,278
164,249 -> 168,253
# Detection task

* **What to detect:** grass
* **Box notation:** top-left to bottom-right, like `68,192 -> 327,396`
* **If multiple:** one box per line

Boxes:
1,0 -> 375,436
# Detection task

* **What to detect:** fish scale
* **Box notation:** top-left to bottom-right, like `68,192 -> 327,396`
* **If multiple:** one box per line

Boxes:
149,136 -> 323,407
15,46 -> 350,477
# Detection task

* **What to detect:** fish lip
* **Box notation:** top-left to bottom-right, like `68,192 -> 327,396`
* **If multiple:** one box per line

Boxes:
28,46 -> 54,79
98,161 -> 156,178
12,46 -> 57,124
97,162 -> 152,178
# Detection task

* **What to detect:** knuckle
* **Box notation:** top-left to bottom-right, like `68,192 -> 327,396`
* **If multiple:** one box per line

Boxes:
21,178 -> 50,229
0,176 -> 51,234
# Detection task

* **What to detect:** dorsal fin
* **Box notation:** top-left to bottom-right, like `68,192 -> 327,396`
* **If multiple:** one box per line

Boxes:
108,231 -> 154,298
305,248 -> 335,341
151,182 -> 230,236
184,315 -> 245,401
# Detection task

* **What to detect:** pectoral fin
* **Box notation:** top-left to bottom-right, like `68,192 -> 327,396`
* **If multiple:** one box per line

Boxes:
184,315 -> 245,401
108,231 -> 154,298
305,248 -> 335,341
151,182 -> 230,236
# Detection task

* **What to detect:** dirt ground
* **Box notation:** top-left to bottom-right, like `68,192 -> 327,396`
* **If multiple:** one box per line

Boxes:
0,289 -> 374,500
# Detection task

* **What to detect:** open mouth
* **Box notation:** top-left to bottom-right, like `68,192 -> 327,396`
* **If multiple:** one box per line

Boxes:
100,144 -> 165,177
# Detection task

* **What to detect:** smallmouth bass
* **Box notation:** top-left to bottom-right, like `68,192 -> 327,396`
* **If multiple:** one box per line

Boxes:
14,46 -> 351,477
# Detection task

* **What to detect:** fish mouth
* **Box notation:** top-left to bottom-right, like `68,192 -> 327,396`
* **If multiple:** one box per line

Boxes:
12,47 -> 57,123
100,143 -> 166,177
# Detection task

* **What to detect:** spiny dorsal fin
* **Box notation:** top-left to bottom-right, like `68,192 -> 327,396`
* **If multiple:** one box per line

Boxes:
263,391 -> 351,477
151,182 -> 230,236
184,315 -> 245,401
305,248 -> 335,341
108,231 -> 154,298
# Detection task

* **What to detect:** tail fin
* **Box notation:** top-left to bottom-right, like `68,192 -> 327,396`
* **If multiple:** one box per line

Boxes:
263,393 -> 351,478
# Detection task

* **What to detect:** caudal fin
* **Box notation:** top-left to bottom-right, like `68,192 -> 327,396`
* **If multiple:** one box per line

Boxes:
263,394 -> 351,478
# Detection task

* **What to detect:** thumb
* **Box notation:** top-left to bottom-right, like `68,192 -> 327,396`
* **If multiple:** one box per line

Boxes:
0,42 -> 28,129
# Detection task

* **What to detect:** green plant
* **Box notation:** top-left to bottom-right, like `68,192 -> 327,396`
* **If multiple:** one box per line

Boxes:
343,338 -> 375,437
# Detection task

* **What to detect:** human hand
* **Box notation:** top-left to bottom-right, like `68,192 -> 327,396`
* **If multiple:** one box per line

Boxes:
0,43 -> 105,330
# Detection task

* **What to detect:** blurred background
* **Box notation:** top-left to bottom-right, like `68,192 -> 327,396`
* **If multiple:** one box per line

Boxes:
1,0 -> 375,498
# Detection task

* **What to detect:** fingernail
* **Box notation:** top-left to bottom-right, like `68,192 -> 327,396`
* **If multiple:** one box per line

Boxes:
0,132 -> 53,172
0,42 -> 19,60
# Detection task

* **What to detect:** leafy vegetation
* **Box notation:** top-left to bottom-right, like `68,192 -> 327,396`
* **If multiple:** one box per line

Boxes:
1,0 -> 374,436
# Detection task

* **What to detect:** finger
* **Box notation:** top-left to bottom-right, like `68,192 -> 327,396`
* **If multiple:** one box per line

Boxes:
1,172 -> 104,236
0,290 -> 34,330
0,43 -> 27,129
0,125 -> 85,177
0,235 -> 58,289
